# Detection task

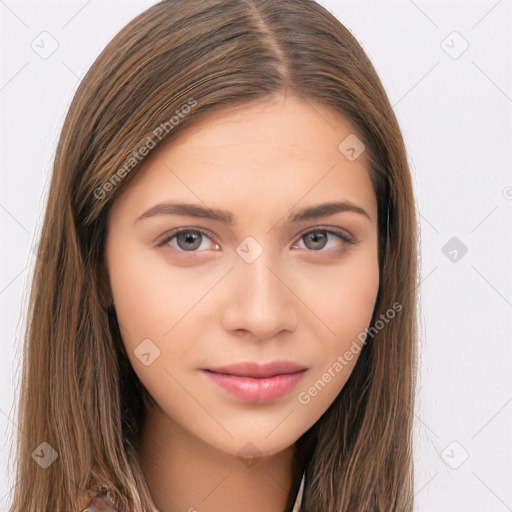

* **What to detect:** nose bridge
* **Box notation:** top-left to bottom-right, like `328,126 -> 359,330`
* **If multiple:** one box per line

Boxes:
221,238 -> 298,338
235,232 -> 281,294
239,248 -> 281,303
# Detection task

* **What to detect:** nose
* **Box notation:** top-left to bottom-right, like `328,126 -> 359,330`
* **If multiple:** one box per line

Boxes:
221,251 -> 299,341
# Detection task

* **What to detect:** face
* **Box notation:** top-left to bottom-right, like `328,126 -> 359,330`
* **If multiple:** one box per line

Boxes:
105,93 -> 380,459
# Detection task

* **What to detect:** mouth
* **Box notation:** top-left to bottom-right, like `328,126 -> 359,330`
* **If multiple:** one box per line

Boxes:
200,361 -> 309,401
203,360 -> 309,378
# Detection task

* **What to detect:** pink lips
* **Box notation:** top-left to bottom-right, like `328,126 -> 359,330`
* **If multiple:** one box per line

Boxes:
201,361 -> 308,401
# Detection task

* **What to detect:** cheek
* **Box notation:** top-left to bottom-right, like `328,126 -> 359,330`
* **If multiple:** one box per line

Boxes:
107,241 -> 220,373
107,248 -> 165,338
300,246 -> 380,342
108,241 -> 189,337
106,245 -> 199,400
296,248 -> 379,400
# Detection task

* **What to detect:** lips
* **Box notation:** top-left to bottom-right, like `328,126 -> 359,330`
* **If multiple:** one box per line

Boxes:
203,360 -> 308,378
201,360 -> 309,401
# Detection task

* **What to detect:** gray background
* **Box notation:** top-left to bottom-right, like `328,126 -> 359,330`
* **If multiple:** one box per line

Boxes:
1,1 -> 511,510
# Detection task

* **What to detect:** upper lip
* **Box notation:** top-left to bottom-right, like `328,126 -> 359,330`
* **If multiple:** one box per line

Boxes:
204,360 -> 308,378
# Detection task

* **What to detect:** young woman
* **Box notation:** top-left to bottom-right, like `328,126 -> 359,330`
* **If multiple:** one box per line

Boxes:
9,0 -> 419,510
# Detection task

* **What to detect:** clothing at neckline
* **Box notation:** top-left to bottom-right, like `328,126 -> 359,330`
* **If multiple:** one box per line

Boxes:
290,470 -> 305,512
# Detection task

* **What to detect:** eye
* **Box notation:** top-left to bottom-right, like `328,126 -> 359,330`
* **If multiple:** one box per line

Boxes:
157,226 -> 355,254
158,228 -> 220,253
291,228 -> 355,251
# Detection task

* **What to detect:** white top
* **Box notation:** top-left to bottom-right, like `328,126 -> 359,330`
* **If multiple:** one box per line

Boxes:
291,471 -> 305,512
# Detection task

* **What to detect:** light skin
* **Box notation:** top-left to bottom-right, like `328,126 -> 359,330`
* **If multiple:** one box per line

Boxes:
105,91 -> 380,512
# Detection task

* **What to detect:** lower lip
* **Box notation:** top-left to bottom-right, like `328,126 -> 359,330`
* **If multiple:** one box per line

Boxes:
201,369 -> 307,401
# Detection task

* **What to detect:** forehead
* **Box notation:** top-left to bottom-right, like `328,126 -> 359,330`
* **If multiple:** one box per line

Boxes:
144,94 -> 366,169
110,93 -> 377,224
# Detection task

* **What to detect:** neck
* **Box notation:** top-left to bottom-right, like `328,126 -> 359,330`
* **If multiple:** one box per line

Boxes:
137,403 -> 308,512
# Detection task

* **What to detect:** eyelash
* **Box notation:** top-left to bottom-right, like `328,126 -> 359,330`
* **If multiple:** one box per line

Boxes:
157,226 -> 356,254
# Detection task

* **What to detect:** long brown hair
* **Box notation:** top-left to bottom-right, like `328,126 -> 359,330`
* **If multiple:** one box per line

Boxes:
8,0 -> 419,510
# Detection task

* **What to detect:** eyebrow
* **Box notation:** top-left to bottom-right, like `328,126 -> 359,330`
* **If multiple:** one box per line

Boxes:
134,200 -> 371,225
